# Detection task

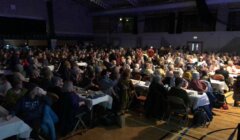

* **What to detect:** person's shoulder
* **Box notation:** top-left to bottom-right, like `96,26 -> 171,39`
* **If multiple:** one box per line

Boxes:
22,88 -> 28,94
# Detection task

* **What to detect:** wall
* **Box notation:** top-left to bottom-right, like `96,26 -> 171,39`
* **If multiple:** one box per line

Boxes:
0,0 -> 93,36
0,0 -> 46,19
53,0 -> 93,35
95,31 -> 240,52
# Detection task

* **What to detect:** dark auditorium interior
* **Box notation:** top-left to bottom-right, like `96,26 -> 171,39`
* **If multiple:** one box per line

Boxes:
1,0 -> 240,140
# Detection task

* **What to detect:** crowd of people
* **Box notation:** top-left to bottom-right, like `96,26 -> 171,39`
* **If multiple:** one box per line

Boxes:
0,44 -> 240,139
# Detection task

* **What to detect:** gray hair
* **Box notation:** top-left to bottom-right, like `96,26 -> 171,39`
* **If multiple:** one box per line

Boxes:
52,76 -> 63,86
62,81 -> 74,93
192,71 -> 200,80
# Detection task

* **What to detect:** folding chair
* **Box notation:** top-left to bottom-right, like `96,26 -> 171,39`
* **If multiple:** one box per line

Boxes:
167,96 -> 190,126
72,112 -> 87,134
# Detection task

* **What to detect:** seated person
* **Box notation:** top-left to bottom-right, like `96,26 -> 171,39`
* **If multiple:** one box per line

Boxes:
29,69 -> 41,85
168,77 -> 190,108
6,84 -> 58,140
59,81 -> 88,136
0,75 -> 12,97
3,78 -> 28,110
115,69 -> 135,114
145,75 -> 167,118
215,66 -> 229,81
79,68 -> 99,91
189,72 -> 208,93
48,76 -> 63,97
233,76 -> 240,107
162,71 -> 175,89
189,72 -> 216,109
40,67 -> 54,90
99,69 -> 115,95
47,76 -> 63,115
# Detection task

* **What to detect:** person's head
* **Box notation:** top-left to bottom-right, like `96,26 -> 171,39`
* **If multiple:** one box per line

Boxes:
192,71 -> 200,80
151,75 -> 162,85
186,65 -> 192,71
183,72 -> 192,81
27,83 -> 37,98
121,69 -> 131,80
166,71 -> 174,78
0,75 -> 7,84
101,69 -> 109,78
30,69 -> 40,79
14,64 -> 24,72
173,69 -> 181,78
64,60 -> 71,69
126,57 -> 132,65
237,76 -> 240,82
228,60 -> 234,66
27,84 -> 46,99
12,77 -> 23,89
41,67 -> 53,80
168,64 -> 174,71
121,56 -> 126,64
175,77 -> 184,88
111,60 -> 117,66
62,81 -> 74,93
219,65 -> 224,70
52,76 -> 63,88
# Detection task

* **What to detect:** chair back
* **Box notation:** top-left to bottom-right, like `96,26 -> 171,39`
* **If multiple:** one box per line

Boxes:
167,96 -> 187,111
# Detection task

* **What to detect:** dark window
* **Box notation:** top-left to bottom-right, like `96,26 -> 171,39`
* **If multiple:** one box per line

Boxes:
0,17 -> 46,36
181,12 -> 216,32
144,14 -> 173,32
227,11 -> 240,31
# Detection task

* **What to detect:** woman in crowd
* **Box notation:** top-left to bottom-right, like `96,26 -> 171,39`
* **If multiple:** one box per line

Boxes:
115,69 -> 135,114
145,75 -> 167,118
0,75 -> 12,97
59,81 -> 88,136
233,76 -> 240,107
4,77 -> 28,110
1,43 -> 240,136
7,84 -> 58,140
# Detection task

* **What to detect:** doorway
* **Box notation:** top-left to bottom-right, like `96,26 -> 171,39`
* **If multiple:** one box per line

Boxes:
187,41 -> 203,53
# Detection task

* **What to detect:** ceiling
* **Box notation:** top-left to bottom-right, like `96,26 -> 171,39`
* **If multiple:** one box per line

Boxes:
73,0 -> 240,16
73,0 -> 192,11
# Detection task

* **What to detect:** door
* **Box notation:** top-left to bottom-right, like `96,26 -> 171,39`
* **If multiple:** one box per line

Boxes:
187,41 -> 203,53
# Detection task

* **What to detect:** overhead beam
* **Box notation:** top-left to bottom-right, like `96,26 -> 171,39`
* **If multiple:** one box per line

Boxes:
90,0 -> 110,9
91,0 -> 240,16
126,0 -> 138,6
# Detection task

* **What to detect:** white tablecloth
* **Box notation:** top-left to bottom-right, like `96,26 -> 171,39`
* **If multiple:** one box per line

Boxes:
229,73 -> 239,79
48,65 -> 55,71
78,91 -> 113,110
131,79 -> 150,89
186,89 -> 210,110
0,70 -> 12,75
0,106 -> 32,139
77,62 -> 88,67
210,79 -> 229,92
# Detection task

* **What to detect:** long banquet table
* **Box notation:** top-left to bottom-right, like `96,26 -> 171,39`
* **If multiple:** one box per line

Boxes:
0,106 -> 32,139
185,89 -> 210,110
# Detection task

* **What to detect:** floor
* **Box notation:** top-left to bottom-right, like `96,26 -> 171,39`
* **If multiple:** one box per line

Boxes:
62,92 -> 240,140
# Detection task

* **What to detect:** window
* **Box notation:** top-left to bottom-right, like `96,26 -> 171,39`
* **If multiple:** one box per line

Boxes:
144,13 -> 173,32
227,10 -> 240,31
181,12 -> 216,32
